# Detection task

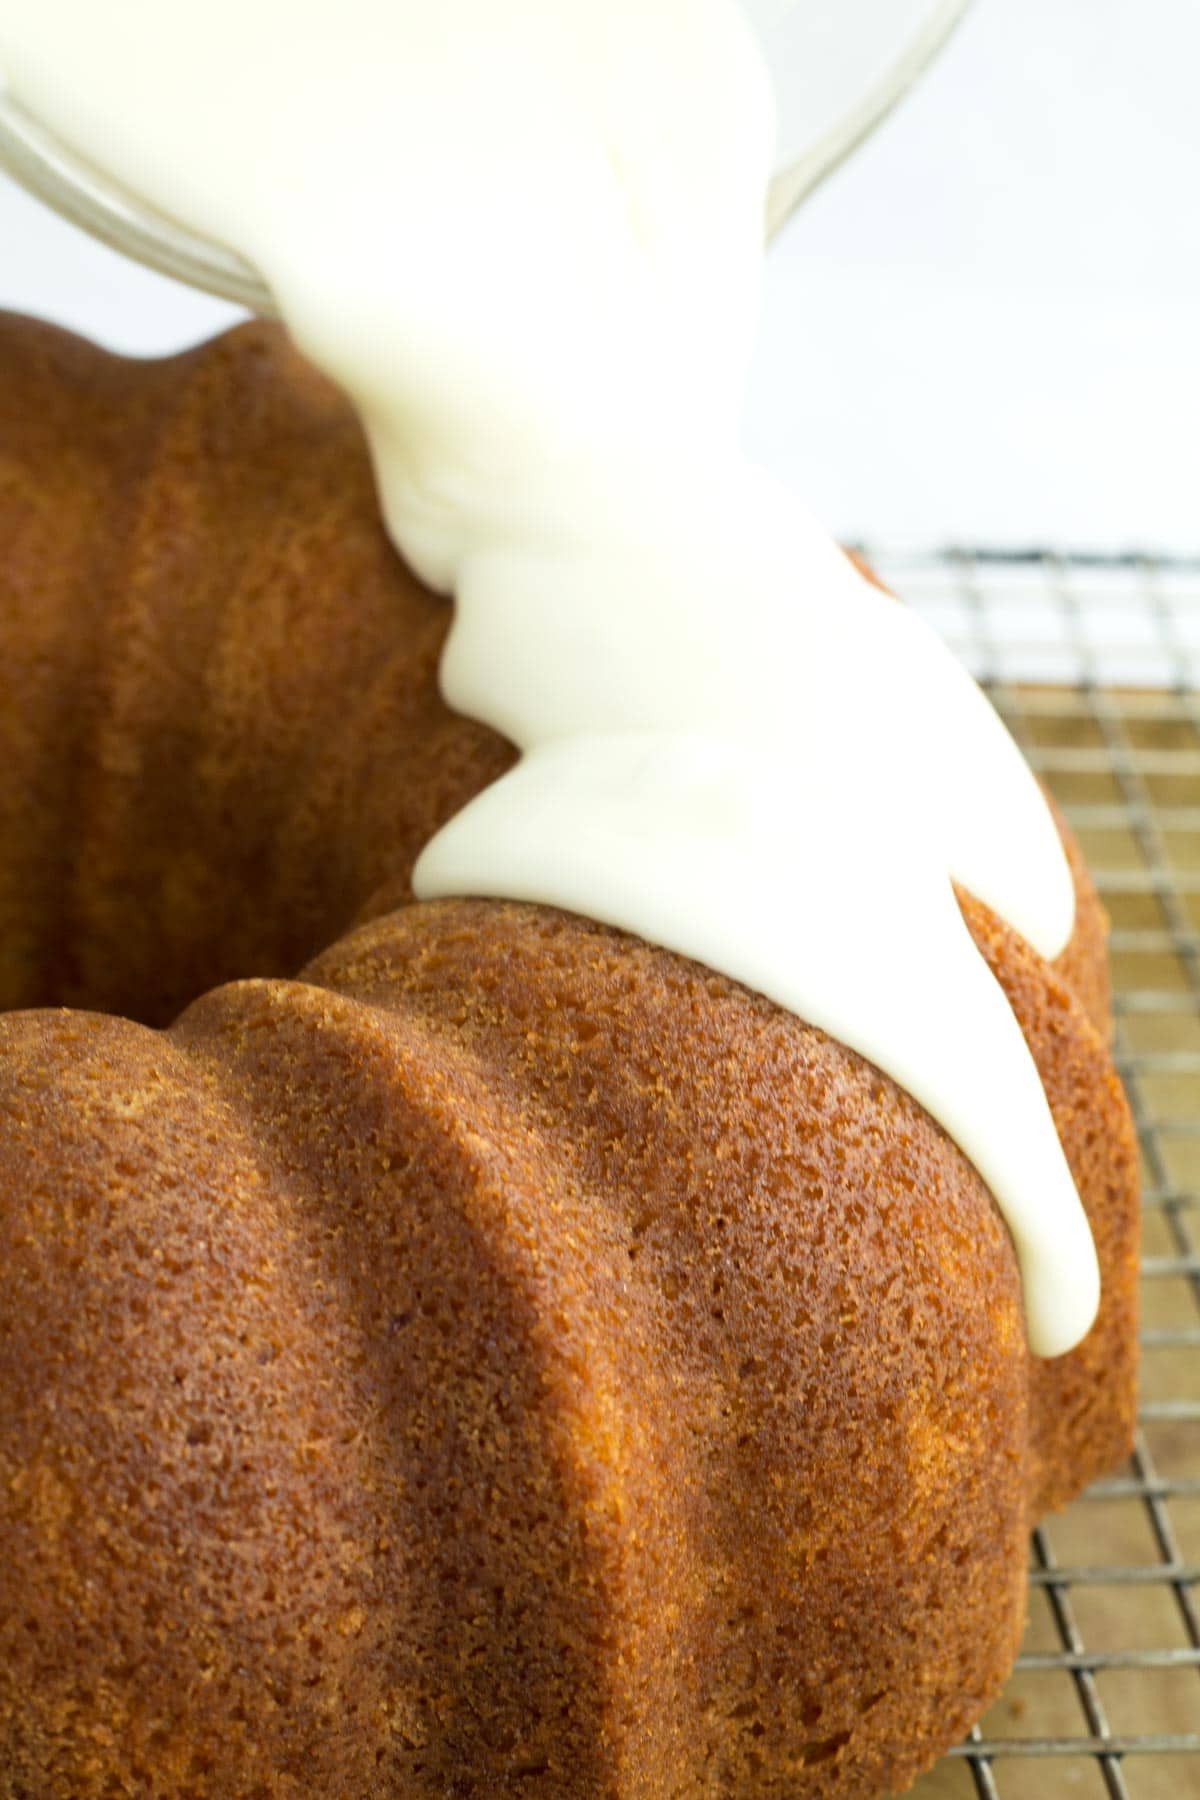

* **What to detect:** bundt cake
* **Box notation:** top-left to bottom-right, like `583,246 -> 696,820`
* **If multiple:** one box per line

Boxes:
0,314 -> 1139,1799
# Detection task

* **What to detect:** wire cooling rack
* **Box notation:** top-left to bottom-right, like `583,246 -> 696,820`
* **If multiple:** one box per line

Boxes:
868,550 -> 1200,1800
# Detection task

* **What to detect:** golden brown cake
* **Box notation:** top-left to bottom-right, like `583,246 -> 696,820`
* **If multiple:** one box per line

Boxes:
0,314 -> 1139,1799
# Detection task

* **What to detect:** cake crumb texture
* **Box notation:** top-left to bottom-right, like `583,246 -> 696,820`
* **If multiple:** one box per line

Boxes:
0,315 -> 1138,1798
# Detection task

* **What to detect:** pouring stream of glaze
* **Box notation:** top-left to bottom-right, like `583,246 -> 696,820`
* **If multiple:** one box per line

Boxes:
0,0 -> 1098,1352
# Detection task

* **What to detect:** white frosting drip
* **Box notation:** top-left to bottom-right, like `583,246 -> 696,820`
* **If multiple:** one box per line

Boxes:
0,0 -> 1099,1354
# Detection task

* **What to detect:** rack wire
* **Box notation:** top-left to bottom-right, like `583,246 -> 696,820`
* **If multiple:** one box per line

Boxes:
867,550 -> 1200,1800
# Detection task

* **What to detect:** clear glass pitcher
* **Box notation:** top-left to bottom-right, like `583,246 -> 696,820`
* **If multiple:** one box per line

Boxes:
0,0 -> 969,314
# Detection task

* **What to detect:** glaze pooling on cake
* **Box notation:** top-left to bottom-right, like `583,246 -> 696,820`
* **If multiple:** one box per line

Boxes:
0,3 -> 1094,1349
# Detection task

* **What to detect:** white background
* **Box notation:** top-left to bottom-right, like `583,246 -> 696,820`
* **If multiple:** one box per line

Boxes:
1,0 -> 1197,553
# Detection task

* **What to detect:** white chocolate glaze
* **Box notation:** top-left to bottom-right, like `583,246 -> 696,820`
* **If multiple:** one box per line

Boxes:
0,0 -> 1099,1353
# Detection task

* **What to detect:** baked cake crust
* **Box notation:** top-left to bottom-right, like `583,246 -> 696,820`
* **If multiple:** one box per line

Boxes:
0,315 -> 1138,1798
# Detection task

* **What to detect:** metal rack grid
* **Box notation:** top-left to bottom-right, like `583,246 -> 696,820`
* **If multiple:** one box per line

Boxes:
867,550 -> 1200,1800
